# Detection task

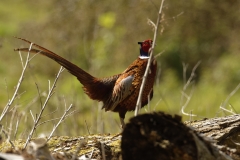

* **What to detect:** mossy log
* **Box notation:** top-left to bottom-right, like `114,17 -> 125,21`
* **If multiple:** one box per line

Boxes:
1,113 -> 240,160
121,112 -> 232,160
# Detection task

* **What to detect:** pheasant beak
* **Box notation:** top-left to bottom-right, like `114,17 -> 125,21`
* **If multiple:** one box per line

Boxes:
138,42 -> 143,45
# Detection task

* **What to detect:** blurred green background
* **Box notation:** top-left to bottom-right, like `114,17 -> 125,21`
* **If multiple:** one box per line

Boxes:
0,0 -> 240,138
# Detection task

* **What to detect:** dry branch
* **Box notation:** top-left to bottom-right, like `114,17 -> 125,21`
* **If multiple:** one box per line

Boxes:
24,67 -> 64,148
0,43 -> 33,122
47,104 -> 73,141
135,0 -> 165,116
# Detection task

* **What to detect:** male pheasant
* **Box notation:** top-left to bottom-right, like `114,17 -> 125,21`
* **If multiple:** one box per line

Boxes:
14,38 -> 157,128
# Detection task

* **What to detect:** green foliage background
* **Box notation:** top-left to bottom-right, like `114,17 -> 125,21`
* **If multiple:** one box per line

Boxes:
0,0 -> 240,138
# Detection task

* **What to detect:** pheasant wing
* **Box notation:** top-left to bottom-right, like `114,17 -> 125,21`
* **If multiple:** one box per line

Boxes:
104,75 -> 134,111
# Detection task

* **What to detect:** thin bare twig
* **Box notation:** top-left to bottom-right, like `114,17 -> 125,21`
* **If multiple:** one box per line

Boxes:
182,63 -> 188,86
164,12 -> 184,22
21,95 -> 39,111
35,83 -> 43,108
219,82 -> 240,115
220,83 -> 240,113
37,118 -> 61,127
229,104 -> 238,114
135,0 -> 165,116
14,113 -> 22,140
24,67 -> 64,148
154,50 -> 165,59
85,120 -> 91,135
180,61 -> 201,117
0,125 -> 15,149
183,61 -> 201,91
180,86 -> 195,116
4,78 -> 10,102
8,107 -> 17,140
14,91 -> 26,100
220,105 -> 236,115
0,43 -> 33,122
37,106 -> 59,119
47,104 -> 73,141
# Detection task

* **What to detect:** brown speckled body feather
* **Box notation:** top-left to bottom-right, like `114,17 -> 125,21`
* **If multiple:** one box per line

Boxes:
14,37 -> 157,127
107,58 -> 157,119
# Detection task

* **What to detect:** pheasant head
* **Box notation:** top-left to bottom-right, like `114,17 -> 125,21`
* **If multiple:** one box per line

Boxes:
138,39 -> 153,57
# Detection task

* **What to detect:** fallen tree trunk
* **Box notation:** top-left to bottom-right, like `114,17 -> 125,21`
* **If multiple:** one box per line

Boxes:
185,114 -> 240,160
1,112 -> 240,160
121,112 -> 239,160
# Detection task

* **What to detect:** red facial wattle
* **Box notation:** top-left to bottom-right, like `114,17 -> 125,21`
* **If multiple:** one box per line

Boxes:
142,40 -> 152,53
138,39 -> 153,57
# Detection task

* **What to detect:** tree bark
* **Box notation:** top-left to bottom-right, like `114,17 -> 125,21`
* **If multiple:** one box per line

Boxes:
1,113 -> 240,160
185,114 -> 240,160
121,112 -> 237,160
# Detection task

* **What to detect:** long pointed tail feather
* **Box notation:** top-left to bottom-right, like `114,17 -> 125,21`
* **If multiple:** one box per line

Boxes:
14,37 -> 99,94
14,37 -> 94,82
14,37 -> 122,102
